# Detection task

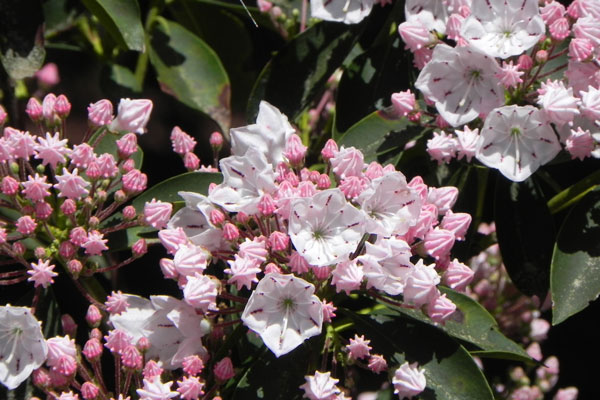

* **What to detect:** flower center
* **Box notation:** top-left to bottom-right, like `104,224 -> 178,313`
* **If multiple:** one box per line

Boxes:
511,127 -> 521,136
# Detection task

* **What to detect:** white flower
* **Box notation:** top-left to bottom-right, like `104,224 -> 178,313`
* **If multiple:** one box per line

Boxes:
230,101 -> 295,166
475,105 -> 561,182
0,305 -> 48,390
311,0 -> 374,24
241,273 -> 323,357
300,370 -> 341,400
137,376 -> 178,400
461,0 -> 545,59
405,0 -> 450,34
415,44 -> 504,127
110,98 -> 153,134
356,172 -> 421,236
289,189 -> 365,267
537,80 -> 580,127
403,260 -> 440,307
209,148 -> 277,215
392,362 -> 426,399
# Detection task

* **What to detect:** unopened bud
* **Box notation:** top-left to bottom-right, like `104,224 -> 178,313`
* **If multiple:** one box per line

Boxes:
61,314 -> 77,337
123,205 -> 137,220
209,131 -> 224,150
86,305 -> 102,328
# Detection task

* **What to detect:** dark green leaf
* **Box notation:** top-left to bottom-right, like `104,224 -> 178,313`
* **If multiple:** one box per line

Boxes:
494,177 -> 555,298
337,109 -> 425,164
375,289 -> 530,362
101,63 -> 142,96
81,0 -> 144,51
43,0 -> 80,37
343,309 -> 494,400
248,21 -> 364,122
0,0 -> 45,79
148,17 -> 231,132
131,171 -> 222,211
551,188 -> 600,325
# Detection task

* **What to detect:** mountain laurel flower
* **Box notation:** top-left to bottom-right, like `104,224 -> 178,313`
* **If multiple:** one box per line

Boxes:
540,1 -> 565,25
369,354 -> 388,374
173,244 -> 210,277
170,126 -> 197,155
241,273 -> 323,357
475,105 -> 561,182
443,259 -> 474,291
116,133 -> 138,159
10,130 -> 37,159
26,97 -> 43,122
427,293 -> 457,323
440,211 -> 471,240
398,20 -> 435,52
496,61 -> 524,89
321,138 -> 339,161
27,259 -> 58,288
144,199 -> 173,230
427,186 -> 458,215
330,146 -> 365,179
310,0 -> 374,25
427,131 -> 458,164
82,230 -> 108,256
537,80 -> 580,127
283,134 -> 307,167
122,169 -> 148,193
391,90 -> 416,117
300,370 -> 341,400
87,99 -> 113,126
2,176 -> 19,195
455,126 -> 479,162
177,376 -> 205,400
569,38 -> 594,62
415,44 -> 504,127
224,256 -> 262,290
579,86 -> 600,121
289,189 -> 365,267
35,132 -> 70,168
424,228 -> 456,260
183,273 -> 219,312
566,127 -> 595,160
404,260 -> 441,306
460,0 -> 544,59
549,17 -> 570,41
111,98 -> 153,134
106,291 -> 130,315
392,362 -> 426,399
54,168 -> 90,199
345,334 -> 372,360
214,357 -> 235,381
137,376 -> 178,400
16,216 -> 37,235
22,173 -> 52,202
268,231 -> 289,251
331,259 -> 364,295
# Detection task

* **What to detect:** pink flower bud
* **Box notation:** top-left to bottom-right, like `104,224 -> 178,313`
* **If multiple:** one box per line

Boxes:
424,228 -> 455,260
184,152 -> 200,170
569,38 -> 594,62
209,209 -> 225,227
317,173 -> 331,189
144,199 -> 173,229
158,227 -> 188,255
88,216 -> 100,229
61,314 -> 77,338
121,158 -> 136,173
443,259 -> 473,291
42,93 -> 57,122
34,247 -> 46,259
36,63 -> 60,86
283,134 -> 307,167
33,368 -> 51,388
209,131 -> 224,149
540,1 -> 565,25
392,362 -> 426,399
321,138 -> 339,161
404,261 -> 440,306
86,305 -> 102,328
81,382 -> 99,400
136,336 -> 151,352
427,131 -> 457,164
67,259 -> 82,276
26,97 -> 43,122
16,215 -> 37,235
346,334 -> 372,360
143,360 -> 163,379
339,176 -> 367,199
35,202 -> 53,220
60,199 -> 77,216
368,354 -> 388,374
236,211 -> 250,224
398,20 -> 434,51
83,338 -> 103,362
223,223 -> 240,241
69,227 -> 87,246
104,329 -> 133,354
391,90 -> 416,117
132,239 -> 148,257
321,300 -> 337,323
549,17 -> 570,41
427,186 -> 458,215
182,355 -> 204,376
1,176 -> 19,195
289,250 -> 311,274
170,126 -> 197,155
264,262 -> 281,274
554,387 -> 578,400
427,293 -> 456,324
518,54 -> 533,70
566,127 -> 594,160
440,211 -> 471,240
268,231 -> 289,251
214,357 -> 235,381
106,290 -> 129,315
59,241 -> 76,259
258,193 -> 276,216
55,95 -> 71,118
121,344 -> 143,369
116,133 -> 138,159
111,98 -> 153,134
88,99 -> 113,126
535,50 -> 548,63
160,258 -> 178,279
54,354 -> 77,376
122,169 -> 147,193
312,265 -> 331,280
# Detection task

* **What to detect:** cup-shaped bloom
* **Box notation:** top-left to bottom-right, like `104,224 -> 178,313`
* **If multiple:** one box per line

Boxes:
300,371 -> 341,400
241,273 -> 323,357
358,237 -> 413,296
403,260 -> 440,306
0,305 -> 48,389
289,189 -> 365,267
475,105 -> 561,182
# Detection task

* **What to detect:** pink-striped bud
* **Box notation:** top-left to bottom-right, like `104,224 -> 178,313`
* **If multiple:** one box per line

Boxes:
258,193 -> 276,216
209,209 -> 225,226
60,199 -> 76,215
268,231 -> 289,251
83,338 -> 103,362
535,50 -> 548,63
170,126 -> 197,155
368,354 -> 388,374
443,260 -> 474,292
55,95 -> 71,118
427,293 -> 456,324
182,355 -> 204,376
32,368 -> 51,388
116,133 -> 138,159
34,247 -> 46,260
160,258 -> 178,279
35,202 -> 53,220
223,223 -> 240,241
209,131 -> 224,150
61,314 -> 78,338
518,54 -> 533,70
312,265 -> 331,280
86,305 -> 102,328
122,205 -> 137,220
283,134 -> 307,167
2,176 -> 19,195
122,158 -> 136,173
86,161 -> 102,180
184,152 -> 200,170
317,173 -> 331,189
121,344 -> 143,369
122,169 -> 147,193
214,357 -> 235,381
26,97 -> 43,122
132,239 -> 148,257
144,199 -> 173,230
81,382 -> 99,400
440,211 -> 471,240
391,90 -> 416,117
289,251 -> 311,274
16,215 -> 37,235
42,93 -> 57,122
137,336 -> 151,352
264,262 -> 281,274
88,99 -> 113,126
59,241 -> 76,259
424,228 -> 455,260
143,360 -> 163,379
70,227 -> 87,246
67,259 -> 82,277
321,138 -> 339,161
236,211 -> 250,224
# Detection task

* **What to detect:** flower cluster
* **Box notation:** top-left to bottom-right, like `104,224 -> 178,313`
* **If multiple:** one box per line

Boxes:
390,0 -> 600,181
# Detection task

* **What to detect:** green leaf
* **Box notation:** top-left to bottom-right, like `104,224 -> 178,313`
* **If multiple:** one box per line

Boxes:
551,188 -> 600,325
81,0 -> 144,51
0,0 -> 45,80
248,21 -> 364,122
148,17 -> 231,132
131,171 -> 222,211
342,309 -> 494,400
101,63 -> 142,96
375,289 -> 531,363
337,109 -> 426,164
494,176 -> 555,298
43,0 -> 80,37
547,169 -> 600,214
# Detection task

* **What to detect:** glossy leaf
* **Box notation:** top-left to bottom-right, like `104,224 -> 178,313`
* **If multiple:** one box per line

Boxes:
248,21 -> 364,122
0,0 -> 45,79
81,0 -> 145,51
148,17 -> 231,132
343,309 -> 494,400
131,171 -> 222,211
551,188 -> 600,325
377,288 -> 531,362
101,63 -> 142,96
337,109 -> 425,164
494,177 -> 555,298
